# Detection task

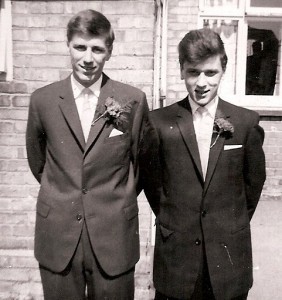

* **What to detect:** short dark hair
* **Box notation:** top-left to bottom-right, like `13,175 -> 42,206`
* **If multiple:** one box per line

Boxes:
178,28 -> 228,71
67,9 -> 115,49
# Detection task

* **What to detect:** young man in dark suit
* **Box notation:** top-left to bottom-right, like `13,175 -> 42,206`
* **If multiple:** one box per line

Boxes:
26,9 -> 151,300
142,28 -> 266,300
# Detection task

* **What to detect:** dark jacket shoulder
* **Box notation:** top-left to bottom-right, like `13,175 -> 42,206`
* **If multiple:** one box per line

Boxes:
31,73 -> 145,99
109,78 -> 145,99
150,98 -> 185,121
31,79 -> 66,97
151,97 -> 260,126
219,98 -> 260,128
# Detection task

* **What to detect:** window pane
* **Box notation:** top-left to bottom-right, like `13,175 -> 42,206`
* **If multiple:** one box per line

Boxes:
250,0 -> 282,8
204,0 -> 239,9
246,21 -> 281,95
203,19 -> 238,95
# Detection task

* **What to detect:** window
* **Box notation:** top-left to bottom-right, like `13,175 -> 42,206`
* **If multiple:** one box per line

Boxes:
0,0 -> 12,81
246,0 -> 282,13
246,21 -> 281,96
199,0 -> 282,111
199,0 -> 243,17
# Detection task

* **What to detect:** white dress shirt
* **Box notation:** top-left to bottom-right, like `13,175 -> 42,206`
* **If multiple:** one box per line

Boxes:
189,96 -> 218,179
71,74 -> 102,122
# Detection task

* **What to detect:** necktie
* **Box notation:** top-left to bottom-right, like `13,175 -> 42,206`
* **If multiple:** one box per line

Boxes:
195,106 -> 210,180
81,88 -> 94,141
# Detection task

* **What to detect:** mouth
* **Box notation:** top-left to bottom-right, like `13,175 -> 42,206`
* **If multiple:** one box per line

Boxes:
195,89 -> 209,97
80,65 -> 95,73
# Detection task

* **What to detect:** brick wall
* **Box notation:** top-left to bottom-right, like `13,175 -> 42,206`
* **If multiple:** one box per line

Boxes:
0,1 -> 155,299
1,0 -> 282,299
166,0 -> 199,106
260,117 -> 282,201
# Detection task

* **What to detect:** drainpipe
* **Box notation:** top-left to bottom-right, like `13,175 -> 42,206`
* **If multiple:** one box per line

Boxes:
151,0 -> 168,246
0,0 -> 13,81
153,0 -> 162,110
160,0 -> 168,108
154,0 -> 168,109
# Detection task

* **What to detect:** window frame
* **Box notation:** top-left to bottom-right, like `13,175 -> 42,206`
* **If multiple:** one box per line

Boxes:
246,0 -> 282,16
199,0 -> 282,113
199,0 -> 244,17
0,0 -> 13,82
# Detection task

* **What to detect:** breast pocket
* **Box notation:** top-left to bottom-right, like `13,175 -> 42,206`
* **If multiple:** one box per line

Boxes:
97,132 -> 131,167
104,132 -> 129,144
222,146 -> 244,169
223,146 -> 244,155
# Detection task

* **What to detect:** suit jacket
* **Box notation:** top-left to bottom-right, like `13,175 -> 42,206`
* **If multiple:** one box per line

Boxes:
142,97 -> 266,299
26,73 -> 150,276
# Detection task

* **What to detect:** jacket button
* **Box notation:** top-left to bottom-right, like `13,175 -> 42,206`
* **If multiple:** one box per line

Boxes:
76,214 -> 83,221
201,210 -> 207,217
195,239 -> 201,246
82,188 -> 88,194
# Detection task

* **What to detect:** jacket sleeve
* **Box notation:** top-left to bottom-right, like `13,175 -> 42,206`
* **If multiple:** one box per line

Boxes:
244,118 -> 266,220
138,112 -> 162,216
130,93 -> 149,179
26,94 -> 46,183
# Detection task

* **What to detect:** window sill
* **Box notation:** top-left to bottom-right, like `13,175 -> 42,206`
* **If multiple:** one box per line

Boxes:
220,94 -> 282,116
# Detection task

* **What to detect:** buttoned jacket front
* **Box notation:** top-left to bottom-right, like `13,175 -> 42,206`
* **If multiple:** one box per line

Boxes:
143,98 -> 266,299
26,74 -> 149,276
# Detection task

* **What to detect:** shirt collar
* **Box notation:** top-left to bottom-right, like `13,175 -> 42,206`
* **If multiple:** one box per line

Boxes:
71,74 -> 102,99
188,95 -> 218,119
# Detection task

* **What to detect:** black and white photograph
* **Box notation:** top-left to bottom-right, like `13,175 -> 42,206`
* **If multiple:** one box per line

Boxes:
0,0 -> 281,299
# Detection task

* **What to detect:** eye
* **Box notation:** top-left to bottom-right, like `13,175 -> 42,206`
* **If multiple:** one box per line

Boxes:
205,70 -> 217,77
188,70 -> 200,76
92,47 -> 106,54
73,45 -> 86,51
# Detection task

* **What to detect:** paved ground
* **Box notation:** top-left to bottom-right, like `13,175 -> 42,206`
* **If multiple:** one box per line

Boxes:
248,200 -> 282,300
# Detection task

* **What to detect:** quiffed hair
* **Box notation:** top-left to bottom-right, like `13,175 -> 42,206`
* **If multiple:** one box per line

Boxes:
67,9 -> 115,48
178,28 -> 228,71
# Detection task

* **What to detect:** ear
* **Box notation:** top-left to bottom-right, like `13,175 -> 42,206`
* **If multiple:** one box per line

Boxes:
180,68 -> 184,80
220,69 -> 226,80
106,45 -> 113,61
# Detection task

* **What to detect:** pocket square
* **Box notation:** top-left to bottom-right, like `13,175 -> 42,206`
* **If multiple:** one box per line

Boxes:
224,145 -> 242,150
109,128 -> 124,137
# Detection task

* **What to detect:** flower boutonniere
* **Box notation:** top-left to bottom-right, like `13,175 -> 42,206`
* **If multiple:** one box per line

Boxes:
92,97 -> 132,129
210,116 -> 234,148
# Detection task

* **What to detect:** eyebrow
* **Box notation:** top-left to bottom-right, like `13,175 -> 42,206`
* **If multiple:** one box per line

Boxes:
186,67 -> 219,72
73,44 -> 106,50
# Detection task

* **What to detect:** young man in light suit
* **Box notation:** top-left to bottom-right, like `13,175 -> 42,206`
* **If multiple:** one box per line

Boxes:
26,9 -> 152,300
142,28 -> 266,300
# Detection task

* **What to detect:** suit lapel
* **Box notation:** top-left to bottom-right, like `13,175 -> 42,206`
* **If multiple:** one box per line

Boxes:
176,98 -> 203,181
204,99 -> 230,194
84,74 -> 112,155
58,77 -> 85,151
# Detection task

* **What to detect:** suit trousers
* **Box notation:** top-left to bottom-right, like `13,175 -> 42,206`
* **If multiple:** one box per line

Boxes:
154,245 -> 248,300
39,222 -> 135,300
155,290 -> 248,300
154,248 -> 215,300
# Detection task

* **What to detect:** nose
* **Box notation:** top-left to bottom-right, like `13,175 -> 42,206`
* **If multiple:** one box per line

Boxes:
197,72 -> 207,87
83,47 -> 93,64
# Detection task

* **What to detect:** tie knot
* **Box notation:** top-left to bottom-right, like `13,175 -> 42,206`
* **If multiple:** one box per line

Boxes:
197,106 -> 207,115
82,88 -> 92,97
82,88 -> 95,112
196,106 -> 208,120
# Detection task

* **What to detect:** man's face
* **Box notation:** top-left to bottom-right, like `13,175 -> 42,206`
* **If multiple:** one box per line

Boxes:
68,33 -> 112,87
181,55 -> 224,106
